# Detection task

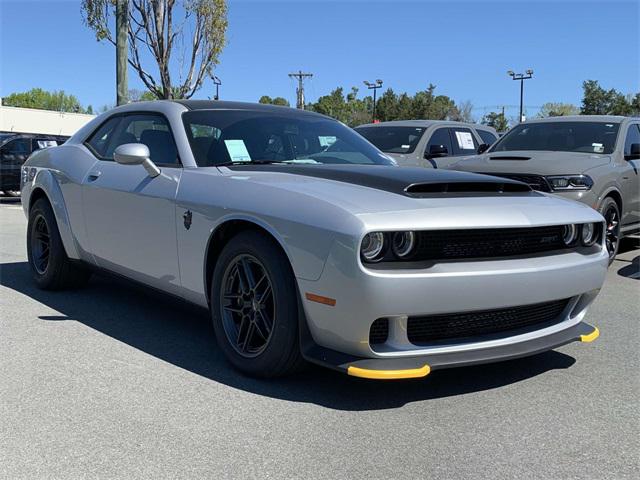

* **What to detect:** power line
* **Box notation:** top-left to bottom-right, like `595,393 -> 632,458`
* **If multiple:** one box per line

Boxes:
288,70 -> 313,109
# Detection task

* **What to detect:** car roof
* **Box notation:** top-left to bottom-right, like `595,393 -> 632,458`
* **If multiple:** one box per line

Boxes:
174,99 -> 326,117
356,120 -> 480,129
522,115 -> 626,124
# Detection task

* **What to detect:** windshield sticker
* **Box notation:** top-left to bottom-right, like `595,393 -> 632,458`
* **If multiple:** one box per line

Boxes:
401,144 -> 411,149
592,143 -> 604,153
455,131 -> 475,150
37,140 -> 57,148
224,140 -> 251,162
318,136 -> 337,148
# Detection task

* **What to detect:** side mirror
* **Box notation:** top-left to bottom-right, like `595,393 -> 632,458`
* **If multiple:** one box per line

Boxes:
114,143 -> 161,177
625,143 -> 640,160
425,144 -> 448,159
477,143 -> 490,154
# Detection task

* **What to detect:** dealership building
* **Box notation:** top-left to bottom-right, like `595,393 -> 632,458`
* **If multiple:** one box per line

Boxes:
0,102 -> 96,137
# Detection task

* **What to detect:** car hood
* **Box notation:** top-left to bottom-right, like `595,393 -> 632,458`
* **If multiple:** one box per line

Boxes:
215,163 -> 602,228
452,150 -> 611,175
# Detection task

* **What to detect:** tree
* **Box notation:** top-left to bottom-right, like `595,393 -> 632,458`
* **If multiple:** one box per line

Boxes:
2,88 -> 86,113
129,88 -> 158,102
482,111 -> 508,132
86,105 -> 94,114
581,80 -> 633,115
258,95 -> 290,107
538,102 -> 579,117
82,0 -> 228,99
451,100 -> 474,123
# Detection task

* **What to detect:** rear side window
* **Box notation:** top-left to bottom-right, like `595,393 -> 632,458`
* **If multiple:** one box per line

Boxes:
426,128 -> 452,157
477,129 -> 498,145
450,128 -> 479,156
85,117 -> 121,158
624,124 -> 640,156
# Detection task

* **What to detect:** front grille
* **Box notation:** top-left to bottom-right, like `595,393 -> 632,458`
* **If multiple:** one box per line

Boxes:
369,318 -> 389,344
475,172 -> 551,192
412,225 -> 566,261
407,298 -> 570,344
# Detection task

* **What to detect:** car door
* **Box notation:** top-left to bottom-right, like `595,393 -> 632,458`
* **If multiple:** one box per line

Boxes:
0,137 -> 31,191
620,123 -> 640,227
81,112 -> 183,294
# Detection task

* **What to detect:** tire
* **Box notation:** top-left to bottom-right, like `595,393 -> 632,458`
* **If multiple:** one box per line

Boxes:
27,198 -> 91,290
210,230 -> 305,378
598,197 -> 621,265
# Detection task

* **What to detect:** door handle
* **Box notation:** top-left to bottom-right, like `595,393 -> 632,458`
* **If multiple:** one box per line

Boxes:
87,171 -> 101,182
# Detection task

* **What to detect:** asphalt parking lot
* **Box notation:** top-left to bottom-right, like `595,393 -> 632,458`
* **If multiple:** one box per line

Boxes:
1,199 -> 638,479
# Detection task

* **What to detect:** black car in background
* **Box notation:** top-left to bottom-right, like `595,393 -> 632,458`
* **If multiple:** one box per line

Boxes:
0,133 -> 68,196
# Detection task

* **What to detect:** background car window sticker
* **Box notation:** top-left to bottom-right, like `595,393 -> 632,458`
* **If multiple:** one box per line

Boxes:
592,142 -> 604,153
37,140 -> 57,149
455,131 -> 475,150
224,139 -> 252,162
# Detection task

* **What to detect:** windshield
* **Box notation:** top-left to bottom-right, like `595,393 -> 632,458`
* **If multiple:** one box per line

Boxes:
0,134 -> 16,145
182,110 -> 395,167
356,126 -> 426,154
491,121 -> 620,154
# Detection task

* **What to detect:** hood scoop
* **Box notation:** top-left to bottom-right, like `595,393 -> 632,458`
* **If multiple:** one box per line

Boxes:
405,181 -> 531,197
489,155 -> 531,160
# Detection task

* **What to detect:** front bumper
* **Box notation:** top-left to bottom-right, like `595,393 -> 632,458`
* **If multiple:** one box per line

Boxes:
303,321 -> 599,379
297,237 -> 608,376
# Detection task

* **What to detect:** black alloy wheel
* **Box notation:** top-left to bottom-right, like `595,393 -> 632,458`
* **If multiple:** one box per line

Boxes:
220,254 -> 275,357
31,214 -> 51,274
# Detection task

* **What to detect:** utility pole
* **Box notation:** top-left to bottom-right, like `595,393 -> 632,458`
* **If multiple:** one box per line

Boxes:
507,69 -> 533,122
364,79 -> 383,123
288,70 -> 313,109
116,0 -> 128,106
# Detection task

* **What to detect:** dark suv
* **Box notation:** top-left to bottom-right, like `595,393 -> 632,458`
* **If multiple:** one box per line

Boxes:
0,133 -> 68,195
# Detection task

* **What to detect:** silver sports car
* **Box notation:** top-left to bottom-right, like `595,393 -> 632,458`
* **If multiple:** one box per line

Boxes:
21,100 -> 606,380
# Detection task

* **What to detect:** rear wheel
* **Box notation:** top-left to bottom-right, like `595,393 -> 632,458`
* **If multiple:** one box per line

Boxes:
27,198 -> 91,290
211,231 -> 305,377
599,197 -> 621,264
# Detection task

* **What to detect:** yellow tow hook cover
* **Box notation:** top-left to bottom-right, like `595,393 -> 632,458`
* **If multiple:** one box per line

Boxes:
347,364 -> 431,380
580,327 -> 600,343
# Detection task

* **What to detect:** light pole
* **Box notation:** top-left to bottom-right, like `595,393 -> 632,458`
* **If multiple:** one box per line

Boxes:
507,69 -> 533,122
364,79 -> 383,123
212,75 -> 221,100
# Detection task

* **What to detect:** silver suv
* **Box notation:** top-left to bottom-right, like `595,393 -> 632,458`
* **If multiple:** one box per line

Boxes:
452,115 -> 640,261
355,120 -> 499,169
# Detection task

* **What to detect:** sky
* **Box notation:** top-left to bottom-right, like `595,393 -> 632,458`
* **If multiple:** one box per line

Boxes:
1,0 -> 639,120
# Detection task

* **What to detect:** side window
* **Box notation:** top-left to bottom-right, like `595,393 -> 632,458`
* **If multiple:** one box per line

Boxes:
426,128 -> 453,157
450,128 -> 479,156
106,114 -> 179,166
85,117 -> 121,158
32,139 -> 58,151
623,124 -> 640,156
0,138 -> 31,156
477,129 -> 498,145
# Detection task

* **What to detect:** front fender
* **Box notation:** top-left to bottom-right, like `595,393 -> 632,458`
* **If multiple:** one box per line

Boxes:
25,168 -> 81,260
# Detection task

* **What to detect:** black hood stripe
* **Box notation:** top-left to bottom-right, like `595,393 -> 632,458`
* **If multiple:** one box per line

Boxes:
225,164 -> 532,197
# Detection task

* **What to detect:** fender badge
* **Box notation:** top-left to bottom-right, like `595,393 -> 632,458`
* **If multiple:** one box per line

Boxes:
183,210 -> 192,230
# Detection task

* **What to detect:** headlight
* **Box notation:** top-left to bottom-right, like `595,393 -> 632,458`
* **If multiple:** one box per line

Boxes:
546,175 -> 593,191
562,224 -> 578,245
580,223 -> 598,247
361,232 -> 385,262
392,231 -> 416,258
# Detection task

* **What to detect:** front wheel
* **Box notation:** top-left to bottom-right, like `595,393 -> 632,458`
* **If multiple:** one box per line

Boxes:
599,197 -> 621,265
210,231 -> 305,377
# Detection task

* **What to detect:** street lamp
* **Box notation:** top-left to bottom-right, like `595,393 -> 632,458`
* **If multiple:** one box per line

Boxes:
507,69 -> 533,122
364,79 -> 383,123
212,75 -> 222,100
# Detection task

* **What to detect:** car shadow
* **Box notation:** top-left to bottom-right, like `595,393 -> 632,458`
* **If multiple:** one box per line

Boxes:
617,256 -> 639,280
0,261 -> 577,411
